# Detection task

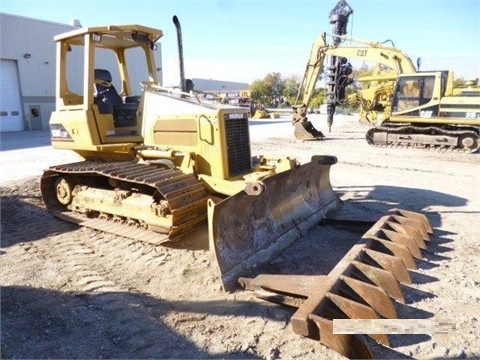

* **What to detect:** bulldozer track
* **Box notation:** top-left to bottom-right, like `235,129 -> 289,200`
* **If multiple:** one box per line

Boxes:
365,125 -> 479,153
40,161 -> 210,245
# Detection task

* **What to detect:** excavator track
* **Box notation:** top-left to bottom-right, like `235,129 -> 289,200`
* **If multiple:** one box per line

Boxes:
40,161 -> 210,245
365,124 -> 479,153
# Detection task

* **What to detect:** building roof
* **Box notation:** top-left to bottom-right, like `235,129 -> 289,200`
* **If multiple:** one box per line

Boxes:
192,78 -> 249,92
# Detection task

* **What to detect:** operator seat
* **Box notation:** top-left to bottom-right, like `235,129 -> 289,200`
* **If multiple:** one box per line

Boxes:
94,69 -> 138,128
94,69 -> 123,113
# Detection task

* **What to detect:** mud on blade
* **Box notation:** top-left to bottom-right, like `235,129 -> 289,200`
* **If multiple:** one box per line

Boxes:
208,156 -> 341,291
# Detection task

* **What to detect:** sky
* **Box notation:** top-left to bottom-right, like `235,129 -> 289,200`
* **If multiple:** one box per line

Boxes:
1,0 -> 479,86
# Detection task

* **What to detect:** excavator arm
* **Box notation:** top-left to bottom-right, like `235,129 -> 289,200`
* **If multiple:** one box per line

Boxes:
294,32 -> 329,122
293,32 -> 418,140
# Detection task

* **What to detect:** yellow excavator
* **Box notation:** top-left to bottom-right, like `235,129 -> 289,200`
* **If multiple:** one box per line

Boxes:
294,1 -> 480,152
41,15 -> 436,359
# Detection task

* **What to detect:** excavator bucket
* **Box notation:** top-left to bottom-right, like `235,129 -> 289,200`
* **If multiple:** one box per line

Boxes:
208,155 -> 341,291
294,120 -> 325,140
239,208 -> 433,359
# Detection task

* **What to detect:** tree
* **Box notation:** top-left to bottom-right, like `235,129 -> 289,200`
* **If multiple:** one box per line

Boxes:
282,75 -> 301,106
264,72 -> 284,99
309,88 -> 326,108
250,72 -> 285,106
453,77 -> 467,88
250,79 -> 271,104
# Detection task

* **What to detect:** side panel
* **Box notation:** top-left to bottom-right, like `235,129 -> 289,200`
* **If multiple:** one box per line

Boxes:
49,108 -> 138,159
49,108 -> 101,149
141,91 -> 251,180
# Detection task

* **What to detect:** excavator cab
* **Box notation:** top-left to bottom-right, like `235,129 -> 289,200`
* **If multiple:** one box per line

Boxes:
49,25 -> 163,160
391,71 -> 454,114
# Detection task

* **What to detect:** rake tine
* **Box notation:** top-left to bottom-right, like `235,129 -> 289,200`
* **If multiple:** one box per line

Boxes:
325,292 -> 389,345
362,248 -> 412,284
309,314 -> 374,359
365,237 -> 417,269
384,220 -> 427,249
389,208 -> 433,234
373,228 -> 423,259
352,261 -> 405,303
340,275 -> 397,318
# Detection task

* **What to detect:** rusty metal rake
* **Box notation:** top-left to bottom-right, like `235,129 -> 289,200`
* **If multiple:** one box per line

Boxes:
240,209 -> 433,359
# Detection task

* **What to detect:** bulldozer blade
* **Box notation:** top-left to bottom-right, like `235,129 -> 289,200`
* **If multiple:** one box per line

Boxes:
294,120 -> 325,140
208,155 -> 340,291
239,208 -> 434,359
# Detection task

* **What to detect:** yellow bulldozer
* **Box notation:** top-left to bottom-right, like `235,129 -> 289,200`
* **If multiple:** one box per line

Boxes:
42,18 -> 342,291
294,0 -> 480,152
41,15 -> 435,359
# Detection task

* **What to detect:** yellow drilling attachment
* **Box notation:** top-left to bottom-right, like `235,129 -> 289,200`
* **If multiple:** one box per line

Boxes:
239,208 -> 433,359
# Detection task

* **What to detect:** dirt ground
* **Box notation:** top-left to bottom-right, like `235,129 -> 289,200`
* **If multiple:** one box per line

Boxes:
1,115 -> 479,359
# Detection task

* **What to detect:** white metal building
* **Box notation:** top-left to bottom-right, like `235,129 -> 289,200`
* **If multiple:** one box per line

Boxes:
0,13 -> 76,132
0,13 -> 163,132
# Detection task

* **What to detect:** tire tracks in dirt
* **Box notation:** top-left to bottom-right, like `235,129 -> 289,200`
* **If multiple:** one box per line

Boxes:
0,193 -> 210,358
42,232 -> 218,358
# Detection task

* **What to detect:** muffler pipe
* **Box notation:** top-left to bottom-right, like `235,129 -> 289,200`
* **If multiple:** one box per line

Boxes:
172,15 -> 186,92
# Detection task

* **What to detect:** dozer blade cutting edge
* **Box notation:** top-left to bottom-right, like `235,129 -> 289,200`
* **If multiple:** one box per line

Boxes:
239,208 -> 433,359
208,155 -> 341,291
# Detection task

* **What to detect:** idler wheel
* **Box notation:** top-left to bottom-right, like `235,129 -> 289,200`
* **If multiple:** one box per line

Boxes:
55,177 -> 74,205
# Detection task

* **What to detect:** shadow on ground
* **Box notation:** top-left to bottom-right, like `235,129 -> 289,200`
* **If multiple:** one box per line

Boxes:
1,285 -> 264,359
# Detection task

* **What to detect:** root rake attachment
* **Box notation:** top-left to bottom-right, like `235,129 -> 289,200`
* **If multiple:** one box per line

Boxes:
239,208 -> 433,359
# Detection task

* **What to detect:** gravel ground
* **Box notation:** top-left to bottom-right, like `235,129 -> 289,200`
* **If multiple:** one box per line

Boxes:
1,114 -> 479,359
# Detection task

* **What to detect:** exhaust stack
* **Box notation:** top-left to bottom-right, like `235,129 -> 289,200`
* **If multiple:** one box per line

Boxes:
172,15 -> 186,92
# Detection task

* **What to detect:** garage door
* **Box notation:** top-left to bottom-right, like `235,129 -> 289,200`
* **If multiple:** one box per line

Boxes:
0,59 -> 24,132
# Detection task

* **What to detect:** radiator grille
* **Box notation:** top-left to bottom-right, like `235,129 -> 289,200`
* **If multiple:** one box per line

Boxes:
224,114 -> 251,178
